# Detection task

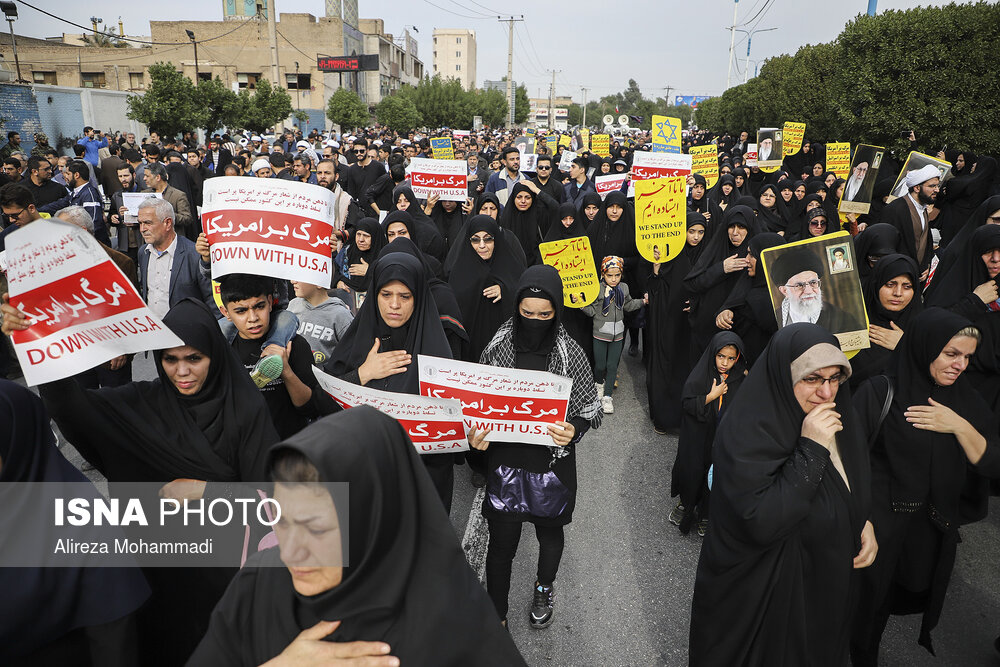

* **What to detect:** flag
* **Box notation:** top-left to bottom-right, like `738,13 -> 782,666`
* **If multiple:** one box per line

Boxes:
614,105 -> 619,114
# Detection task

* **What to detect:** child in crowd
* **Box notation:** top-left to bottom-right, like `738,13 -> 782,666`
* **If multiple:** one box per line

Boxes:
581,256 -> 644,414
219,274 -> 336,438
288,280 -> 354,366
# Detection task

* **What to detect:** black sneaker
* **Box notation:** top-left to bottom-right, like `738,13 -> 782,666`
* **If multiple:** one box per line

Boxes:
530,582 -> 555,629
697,519 -> 709,537
668,501 -> 686,526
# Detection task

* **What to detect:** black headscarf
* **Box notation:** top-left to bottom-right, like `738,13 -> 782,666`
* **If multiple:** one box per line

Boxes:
429,198 -> 466,250
476,191 -> 504,219
189,407 -> 526,666
512,264 -> 563,365
587,190 -> 637,273
544,201 -> 586,241
938,157 -> 998,247
387,189 -> 447,261
445,216 -> 527,361
707,173 -> 738,209
0,380 -> 150,662
784,193 -> 826,241
690,324 -> 869,666
689,174 -> 711,215
754,183 -> 784,233
574,191 -> 603,231
925,222 -> 1000,307
498,181 -> 551,263
854,222 -> 902,280
325,250 -> 452,393
718,232 -> 785,364
341,217 -> 385,292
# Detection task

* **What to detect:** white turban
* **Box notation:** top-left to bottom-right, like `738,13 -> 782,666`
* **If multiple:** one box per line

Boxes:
905,164 -> 940,189
251,158 -> 271,173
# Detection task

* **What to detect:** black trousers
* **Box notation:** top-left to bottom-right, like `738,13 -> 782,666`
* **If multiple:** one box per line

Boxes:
485,519 -> 564,619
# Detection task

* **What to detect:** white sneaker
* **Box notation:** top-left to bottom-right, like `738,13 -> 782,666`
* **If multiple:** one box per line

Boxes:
595,382 -> 604,396
601,396 -> 614,414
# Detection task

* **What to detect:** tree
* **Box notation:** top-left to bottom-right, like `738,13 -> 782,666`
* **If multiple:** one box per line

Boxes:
472,87 -> 508,128
376,94 -> 422,132
326,88 -> 369,130
81,28 -> 129,48
566,103 -> 583,127
196,77 -> 240,135
513,84 -> 529,125
127,62 -> 205,139
293,110 -> 309,125
235,79 -> 294,134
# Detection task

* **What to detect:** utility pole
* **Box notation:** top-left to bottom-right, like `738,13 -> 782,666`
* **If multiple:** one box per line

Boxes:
581,87 -> 588,128
736,27 -> 776,84
265,1 -> 281,133
547,69 -> 560,131
185,30 -> 199,82
663,86 -> 674,105
0,2 -> 23,82
725,0 -> 739,90
498,15 -> 524,128
867,0 -> 878,16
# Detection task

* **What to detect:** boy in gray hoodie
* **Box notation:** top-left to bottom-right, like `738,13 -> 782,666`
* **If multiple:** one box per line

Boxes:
288,280 -> 354,365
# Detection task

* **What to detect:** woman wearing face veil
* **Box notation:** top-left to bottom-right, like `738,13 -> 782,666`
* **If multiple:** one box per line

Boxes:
689,324 -> 875,667
324,251 -> 457,510
850,309 -> 1000,664
646,212 -> 708,432
445,215 -> 527,362
469,265 -> 602,629
189,407 -> 527,667
0,380 -> 150,667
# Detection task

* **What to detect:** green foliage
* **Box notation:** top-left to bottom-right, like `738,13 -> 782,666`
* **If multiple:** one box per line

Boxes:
472,87 -> 508,128
234,79 -> 294,134
326,88 -> 369,131
390,76 -> 510,129
376,94 -> 423,132
567,103 -> 583,127
127,62 -> 205,139
293,110 -> 309,125
81,29 -> 129,48
513,84 -> 529,125
695,3 -> 1000,153
197,77 -> 240,135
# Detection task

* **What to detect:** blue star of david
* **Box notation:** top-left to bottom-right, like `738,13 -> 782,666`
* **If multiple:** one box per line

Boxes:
655,118 -> 678,145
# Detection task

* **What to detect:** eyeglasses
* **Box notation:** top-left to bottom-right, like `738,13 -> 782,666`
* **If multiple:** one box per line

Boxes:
809,220 -> 827,227
785,279 -> 821,292
536,165 -> 551,170
470,235 -> 495,246
799,372 -> 847,387
3,208 -> 25,222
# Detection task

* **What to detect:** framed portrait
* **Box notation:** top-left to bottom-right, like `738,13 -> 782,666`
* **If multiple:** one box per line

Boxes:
756,127 -> 783,169
887,152 -> 953,202
838,144 -> 885,215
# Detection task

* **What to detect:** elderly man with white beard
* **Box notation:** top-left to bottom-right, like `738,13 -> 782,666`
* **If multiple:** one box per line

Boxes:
773,246 -> 866,333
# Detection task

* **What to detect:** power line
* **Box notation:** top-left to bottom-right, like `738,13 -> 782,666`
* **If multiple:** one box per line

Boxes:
464,0 -> 503,14
422,0 -> 487,20
740,0 -> 776,29
274,26 -> 314,62
518,22 -> 547,74
445,0 -> 493,18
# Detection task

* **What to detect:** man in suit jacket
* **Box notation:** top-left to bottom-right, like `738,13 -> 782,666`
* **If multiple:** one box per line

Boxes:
142,161 -> 195,239
208,137 -> 234,175
135,196 -> 218,319
880,164 -> 940,279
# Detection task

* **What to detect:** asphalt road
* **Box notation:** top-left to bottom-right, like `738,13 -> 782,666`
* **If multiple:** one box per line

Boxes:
45,350 -> 1000,666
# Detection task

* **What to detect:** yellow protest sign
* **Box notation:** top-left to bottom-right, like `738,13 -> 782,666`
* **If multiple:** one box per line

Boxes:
689,144 -> 719,189
526,127 -> 537,137
545,135 -> 557,154
651,115 -> 682,153
430,137 -> 454,160
827,142 -> 851,179
580,128 -> 590,150
539,236 -> 601,308
782,122 -> 806,156
633,177 -> 687,263
591,134 -> 610,157
212,280 -> 223,309
559,134 -> 571,148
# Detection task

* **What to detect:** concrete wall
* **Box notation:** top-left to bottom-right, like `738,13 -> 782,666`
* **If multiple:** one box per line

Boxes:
0,83 -> 44,154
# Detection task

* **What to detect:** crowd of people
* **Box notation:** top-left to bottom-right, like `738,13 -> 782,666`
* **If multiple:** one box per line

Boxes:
1,118 -> 999,666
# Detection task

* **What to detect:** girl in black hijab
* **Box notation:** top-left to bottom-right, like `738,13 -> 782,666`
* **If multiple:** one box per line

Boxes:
783,192 -> 826,241
754,183 -> 784,233
189,407 -> 527,666
690,324 -> 873,667
1,380 -> 150,667
445,215 -> 527,362
324,250 -> 457,509
854,222 -> 902,280
498,181 -> 558,263
334,216 -> 384,293
544,201 -> 596,368
850,309 -> 1000,663
546,201 -> 587,241
469,265 -> 602,629
428,196 -> 467,251
688,173 -> 711,218
938,157 -> 998,247
774,178 -> 797,229
575,191 -> 602,231
706,173 -> 739,213
646,212 -> 709,432
668,331 -> 748,536
588,190 -> 644,354
476,191 -> 503,220
849,254 -> 922,389
684,205 -> 760,356
389,186 -> 447,261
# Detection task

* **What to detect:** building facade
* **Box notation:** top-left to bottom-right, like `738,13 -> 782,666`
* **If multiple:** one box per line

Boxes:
432,29 -> 476,90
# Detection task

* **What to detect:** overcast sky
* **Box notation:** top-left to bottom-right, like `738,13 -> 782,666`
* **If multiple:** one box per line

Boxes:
15,0 -> 938,102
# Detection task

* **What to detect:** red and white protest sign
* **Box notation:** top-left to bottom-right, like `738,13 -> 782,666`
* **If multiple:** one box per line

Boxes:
417,355 -> 571,446
312,367 -> 469,455
628,150 -> 692,198
408,158 -> 468,202
5,219 -> 182,385
202,177 -> 335,288
594,174 -> 628,200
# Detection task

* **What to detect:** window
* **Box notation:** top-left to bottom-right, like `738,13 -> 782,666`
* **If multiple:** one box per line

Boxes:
128,72 -> 144,89
237,72 -> 260,89
285,73 -> 311,90
456,37 -> 462,44
456,51 -> 461,57
198,72 -> 212,82
81,71 -> 106,88
32,71 -> 57,85
455,64 -> 461,71
433,37 -> 437,45
433,65 -> 438,72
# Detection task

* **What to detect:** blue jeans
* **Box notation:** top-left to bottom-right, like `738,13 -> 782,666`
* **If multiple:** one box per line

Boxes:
593,338 -> 624,397
220,309 -> 300,350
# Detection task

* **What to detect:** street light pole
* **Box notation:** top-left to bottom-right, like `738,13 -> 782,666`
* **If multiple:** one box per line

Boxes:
725,0 -> 739,89
0,2 -> 24,82
185,30 -> 199,81
734,26 -> 776,84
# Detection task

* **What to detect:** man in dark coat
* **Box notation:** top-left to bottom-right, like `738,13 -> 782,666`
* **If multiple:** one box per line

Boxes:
880,164 -> 940,278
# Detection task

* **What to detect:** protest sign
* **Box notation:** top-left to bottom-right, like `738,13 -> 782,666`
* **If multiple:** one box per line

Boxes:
826,142 -> 851,179
651,115 -> 682,154
312,367 -> 468,454
760,231 -> 869,353
202,177 -> 334,287
782,122 -> 806,156
122,191 -> 162,216
559,134 -> 571,148
520,153 -> 538,173
579,128 -> 590,151
689,144 -> 719,189
591,134 -> 611,157
628,150 -> 692,197
838,144 -> 885,216
430,136 -> 454,160
525,127 -> 537,137
745,143 -> 758,167
558,151 -> 577,173
545,135 -> 558,155
418,356 -> 571,446
407,158 -> 468,203
513,137 -> 535,155
594,174 -> 628,200
5,219 -> 183,385
756,127 -> 783,171
887,152 -> 952,202
634,177 -> 687,263
452,129 -> 470,139
539,235 -> 601,308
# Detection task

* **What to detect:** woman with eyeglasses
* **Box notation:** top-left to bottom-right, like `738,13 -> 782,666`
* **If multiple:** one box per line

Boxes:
690,324 -> 874,667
